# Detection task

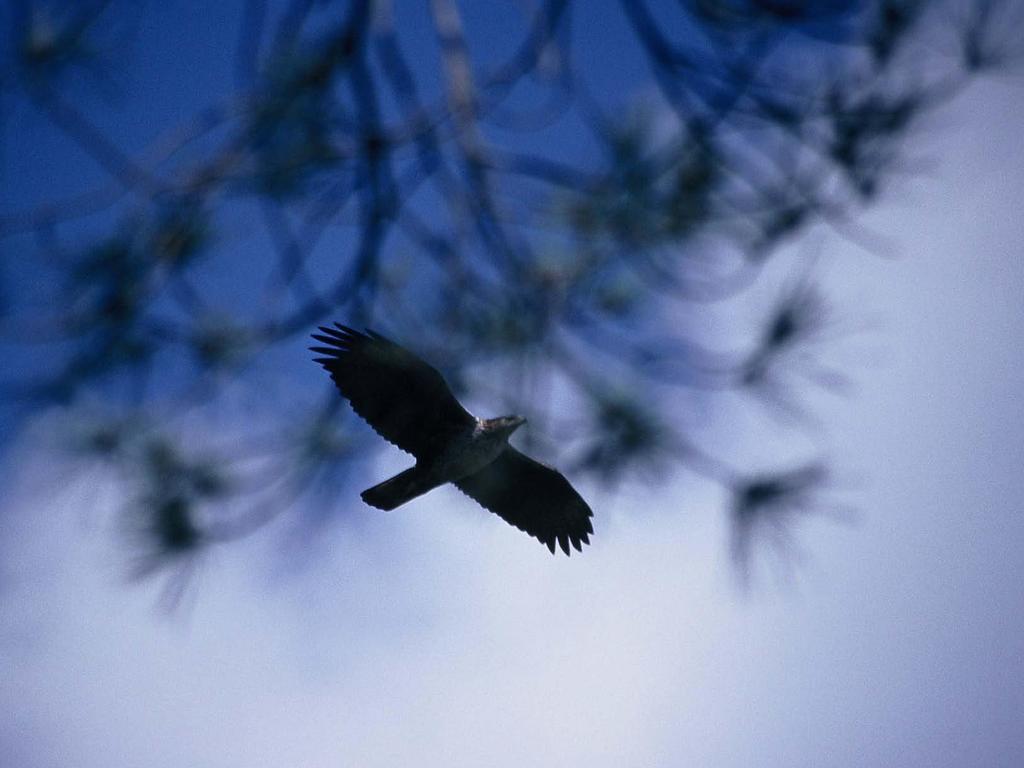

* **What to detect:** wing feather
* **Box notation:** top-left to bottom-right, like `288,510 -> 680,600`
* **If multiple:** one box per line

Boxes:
454,447 -> 594,555
310,324 -> 474,458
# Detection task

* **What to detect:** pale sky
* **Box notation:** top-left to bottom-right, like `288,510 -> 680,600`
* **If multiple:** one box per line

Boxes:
3,4 -> 1024,766
2,72 -> 1024,768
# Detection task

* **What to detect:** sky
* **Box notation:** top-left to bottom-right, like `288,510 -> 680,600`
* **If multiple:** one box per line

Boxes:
3,3 -> 1024,767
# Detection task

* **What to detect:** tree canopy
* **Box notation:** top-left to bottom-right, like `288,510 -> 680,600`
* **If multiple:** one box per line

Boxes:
0,0 -> 1019,596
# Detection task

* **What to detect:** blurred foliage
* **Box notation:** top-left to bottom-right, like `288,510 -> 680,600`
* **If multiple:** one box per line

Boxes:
0,0 -> 1020,592
729,462 -> 843,589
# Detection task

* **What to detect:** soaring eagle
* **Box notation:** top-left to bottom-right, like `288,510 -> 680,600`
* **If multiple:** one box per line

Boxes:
310,324 -> 594,555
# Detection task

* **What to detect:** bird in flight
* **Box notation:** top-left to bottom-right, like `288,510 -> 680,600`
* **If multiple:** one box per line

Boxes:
310,324 -> 594,555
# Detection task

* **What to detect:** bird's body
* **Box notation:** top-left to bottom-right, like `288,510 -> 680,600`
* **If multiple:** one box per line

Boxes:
360,416 -> 524,510
310,324 -> 593,554
438,417 -> 526,482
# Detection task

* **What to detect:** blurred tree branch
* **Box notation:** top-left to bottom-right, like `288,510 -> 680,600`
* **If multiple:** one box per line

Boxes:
0,0 -> 1019,595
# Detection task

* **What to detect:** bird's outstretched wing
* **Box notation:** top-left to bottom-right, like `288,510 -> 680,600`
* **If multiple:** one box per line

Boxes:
454,447 -> 594,555
310,324 -> 474,458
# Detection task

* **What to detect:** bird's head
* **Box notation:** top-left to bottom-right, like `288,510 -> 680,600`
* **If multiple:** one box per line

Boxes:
488,414 -> 526,437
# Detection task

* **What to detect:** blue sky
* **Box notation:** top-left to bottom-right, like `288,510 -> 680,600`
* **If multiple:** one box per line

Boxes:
2,3 -> 1024,767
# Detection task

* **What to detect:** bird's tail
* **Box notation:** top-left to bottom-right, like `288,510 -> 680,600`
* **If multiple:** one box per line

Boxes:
361,466 -> 438,511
